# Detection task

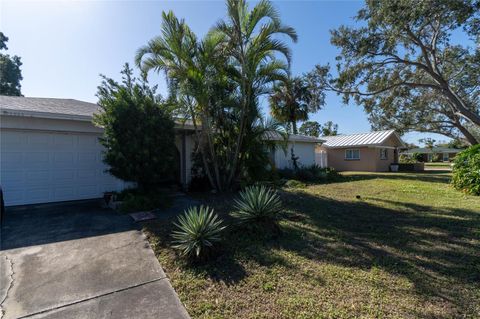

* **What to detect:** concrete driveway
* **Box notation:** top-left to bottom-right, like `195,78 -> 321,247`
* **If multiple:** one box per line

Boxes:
0,200 -> 189,319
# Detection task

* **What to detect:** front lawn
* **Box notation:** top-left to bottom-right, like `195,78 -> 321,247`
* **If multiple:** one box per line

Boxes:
143,172 -> 480,319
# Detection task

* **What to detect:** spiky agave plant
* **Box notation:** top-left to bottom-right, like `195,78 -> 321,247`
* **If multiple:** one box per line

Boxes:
232,185 -> 283,225
172,206 -> 226,259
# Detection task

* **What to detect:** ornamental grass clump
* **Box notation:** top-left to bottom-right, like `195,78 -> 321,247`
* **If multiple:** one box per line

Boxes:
171,206 -> 226,259
232,185 -> 283,227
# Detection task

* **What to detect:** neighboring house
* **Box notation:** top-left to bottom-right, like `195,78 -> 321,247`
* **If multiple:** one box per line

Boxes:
316,130 -> 406,172
400,147 -> 463,162
266,132 -> 325,169
0,96 -> 320,206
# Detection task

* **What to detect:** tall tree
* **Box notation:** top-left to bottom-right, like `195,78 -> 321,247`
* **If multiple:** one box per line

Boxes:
212,0 -> 297,187
326,0 -> 480,144
419,137 -> 436,150
136,0 -> 295,191
320,121 -> 339,136
299,121 -> 321,137
269,76 -> 324,134
0,32 -> 23,96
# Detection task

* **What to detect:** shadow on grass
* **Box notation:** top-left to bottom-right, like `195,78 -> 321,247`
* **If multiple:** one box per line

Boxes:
144,173 -> 479,316
268,190 -> 479,314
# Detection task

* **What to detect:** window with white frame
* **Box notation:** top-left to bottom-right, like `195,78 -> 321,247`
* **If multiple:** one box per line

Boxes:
345,149 -> 360,160
442,153 -> 449,162
380,148 -> 388,160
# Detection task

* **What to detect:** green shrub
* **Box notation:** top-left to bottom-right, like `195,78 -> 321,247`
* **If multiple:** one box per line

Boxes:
232,185 -> 283,225
399,154 -> 416,164
94,64 -> 177,190
278,165 -> 340,183
452,145 -> 480,195
171,206 -> 226,259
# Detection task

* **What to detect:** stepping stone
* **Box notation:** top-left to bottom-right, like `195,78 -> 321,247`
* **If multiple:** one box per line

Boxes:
129,211 -> 157,222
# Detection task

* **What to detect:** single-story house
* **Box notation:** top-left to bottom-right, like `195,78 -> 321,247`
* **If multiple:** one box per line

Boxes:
0,96 -> 321,206
400,147 -> 463,162
316,130 -> 406,172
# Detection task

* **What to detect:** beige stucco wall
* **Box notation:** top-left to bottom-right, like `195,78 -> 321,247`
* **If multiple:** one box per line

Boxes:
317,135 -> 401,172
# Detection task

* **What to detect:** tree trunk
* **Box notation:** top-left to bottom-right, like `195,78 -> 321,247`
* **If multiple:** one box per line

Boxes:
456,122 -> 479,145
292,121 -> 297,134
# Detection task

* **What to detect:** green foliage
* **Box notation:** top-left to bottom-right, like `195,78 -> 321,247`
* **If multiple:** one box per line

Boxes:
298,120 -> 339,138
136,0 -> 297,191
299,121 -> 321,137
452,145 -> 480,195
232,185 -> 283,226
0,32 -> 22,96
326,0 -> 480,144
172,206 -> 226,259
412,152 -> 423,162
269,76 -> 325,134
94,64 -> 177,191
320,121 -> 339,136
278,165 -> 340,183
399,154 -> 416,164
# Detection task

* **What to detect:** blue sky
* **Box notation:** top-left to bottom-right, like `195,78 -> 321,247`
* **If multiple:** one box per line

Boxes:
1,0 -> 450,145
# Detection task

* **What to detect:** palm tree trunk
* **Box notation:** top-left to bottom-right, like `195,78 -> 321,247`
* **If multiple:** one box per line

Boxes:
187,101 -> 217,190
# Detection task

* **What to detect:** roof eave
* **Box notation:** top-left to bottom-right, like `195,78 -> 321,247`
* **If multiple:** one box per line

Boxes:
1,108 -> 93,122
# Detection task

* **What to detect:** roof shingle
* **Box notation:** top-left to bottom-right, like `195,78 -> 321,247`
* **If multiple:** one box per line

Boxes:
0,96 -> 100,118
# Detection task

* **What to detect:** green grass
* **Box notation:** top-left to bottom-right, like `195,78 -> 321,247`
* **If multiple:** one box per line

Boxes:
143,172 -> 480,319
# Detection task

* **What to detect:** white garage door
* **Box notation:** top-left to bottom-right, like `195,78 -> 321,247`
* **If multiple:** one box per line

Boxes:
0,130 -> 124,206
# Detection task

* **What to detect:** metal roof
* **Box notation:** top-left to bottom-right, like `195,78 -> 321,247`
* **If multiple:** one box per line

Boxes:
321,130 -> 404,148
0,96 -> 100,120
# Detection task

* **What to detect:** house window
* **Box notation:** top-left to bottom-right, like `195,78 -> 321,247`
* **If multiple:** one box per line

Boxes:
380,148 -> 388,160
345,149 -> 360,160
443,153 -> 449,162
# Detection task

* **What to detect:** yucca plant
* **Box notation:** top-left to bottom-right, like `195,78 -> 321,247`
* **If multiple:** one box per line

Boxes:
232,185 -> 283,225
171,206 -> 226,259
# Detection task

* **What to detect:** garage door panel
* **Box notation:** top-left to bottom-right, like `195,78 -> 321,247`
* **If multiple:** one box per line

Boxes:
52,169 -> 76,182
3,189 -> 24,205
1,130 -> 125,206
78,152 -> 97,166
28,188 -> 52,202
78,135 -> 99,148
78,185 -> 98,197
28,133 -> 53,147
77,169 -> 97,179
24,170 -> 50,186
1,152 -> 24,168
1,169 -> 24,185
54,186 -> 75,200
24,152 -> 50,167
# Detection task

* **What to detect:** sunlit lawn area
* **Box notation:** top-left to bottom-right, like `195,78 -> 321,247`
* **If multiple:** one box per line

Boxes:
144,172 -> 480,319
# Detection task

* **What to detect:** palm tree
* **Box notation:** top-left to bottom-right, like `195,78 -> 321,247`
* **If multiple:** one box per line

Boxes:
269,76 -> 311,134
136,0 -> 296,191
212,0 -> 297,186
